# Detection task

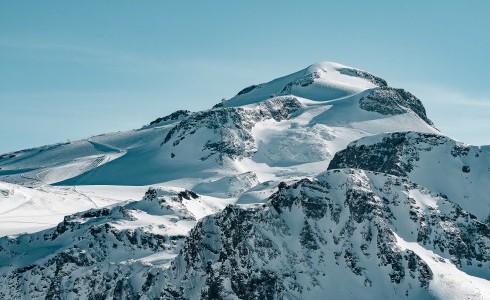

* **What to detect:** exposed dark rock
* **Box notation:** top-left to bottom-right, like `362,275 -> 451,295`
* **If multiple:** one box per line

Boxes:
163,97 -> 302,160
280,71 -> 321,94
147,110 -> 191,127
359,87 -> 433,125
236,84 -> 259,96
339,68 -> 388,87
328,132 -> 450,177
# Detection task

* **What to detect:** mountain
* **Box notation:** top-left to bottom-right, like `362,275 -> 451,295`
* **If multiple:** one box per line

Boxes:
0,62 -> 437,233
165,169 -> 489,299
0,61 -> 488,299
0,62 -> 436,187
0,188 -> 231,299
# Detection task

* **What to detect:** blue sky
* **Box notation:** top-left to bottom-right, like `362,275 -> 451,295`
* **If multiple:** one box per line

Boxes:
1,1 -> 489,153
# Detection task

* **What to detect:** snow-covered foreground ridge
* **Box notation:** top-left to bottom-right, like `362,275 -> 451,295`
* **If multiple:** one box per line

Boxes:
0,61 -> 488,299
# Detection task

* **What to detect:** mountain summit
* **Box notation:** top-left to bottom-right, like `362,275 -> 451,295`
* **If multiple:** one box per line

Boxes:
0,62 -> 488,299
224,61 -> 386,107
0,62 -> 436,187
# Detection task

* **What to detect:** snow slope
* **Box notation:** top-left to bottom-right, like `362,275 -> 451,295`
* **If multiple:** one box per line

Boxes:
0,182 -> 148,236
0,62 -> 439,236
0,61 -> 488,299
0,62 -> 435,188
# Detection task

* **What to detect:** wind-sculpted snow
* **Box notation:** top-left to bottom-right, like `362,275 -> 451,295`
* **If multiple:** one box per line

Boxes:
193,171 -> 260,198
0,182 -> 142,236
329,132 -> 490,220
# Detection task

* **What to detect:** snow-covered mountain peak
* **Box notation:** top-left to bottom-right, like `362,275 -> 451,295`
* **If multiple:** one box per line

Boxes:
0,61 -> 488,299
224,61 -> 387,107
302,61 -> 353,76
0,61 -> 437,190
305,61 -> 386,86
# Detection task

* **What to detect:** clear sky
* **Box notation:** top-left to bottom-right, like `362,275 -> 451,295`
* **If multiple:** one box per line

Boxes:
1,1 -> 489,153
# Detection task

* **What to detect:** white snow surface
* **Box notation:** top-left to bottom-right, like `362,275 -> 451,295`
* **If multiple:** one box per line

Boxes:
224,62 -> 379,107
0,61 -> 487,299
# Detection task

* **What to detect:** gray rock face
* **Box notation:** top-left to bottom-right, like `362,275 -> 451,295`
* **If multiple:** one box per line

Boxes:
146,110 -> 191,128
236,84 -> 259,96
280,71 -> 322,94
163,97 -> 302,160
329,132 -> 461,177
0,169 -> 488,299
359,87 -> 433,125
163,169 -> 488,299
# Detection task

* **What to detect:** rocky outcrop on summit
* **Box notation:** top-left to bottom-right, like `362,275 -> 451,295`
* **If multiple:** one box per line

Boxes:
0,188 -> 225,300
359,87 -> 433,125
